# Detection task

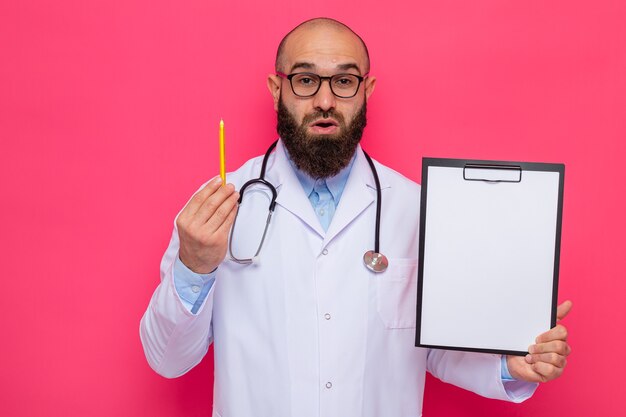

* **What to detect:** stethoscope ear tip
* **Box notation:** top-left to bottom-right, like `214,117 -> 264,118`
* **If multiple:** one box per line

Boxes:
251,256 -> 261,266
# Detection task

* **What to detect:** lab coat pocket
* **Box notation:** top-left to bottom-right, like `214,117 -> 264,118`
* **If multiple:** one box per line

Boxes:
376,258 -> 418,329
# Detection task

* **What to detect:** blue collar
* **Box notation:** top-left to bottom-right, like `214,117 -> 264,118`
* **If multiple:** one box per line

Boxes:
286,150 -> 357,205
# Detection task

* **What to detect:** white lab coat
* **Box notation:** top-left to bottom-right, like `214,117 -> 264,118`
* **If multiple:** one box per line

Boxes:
140,140 -> 536,417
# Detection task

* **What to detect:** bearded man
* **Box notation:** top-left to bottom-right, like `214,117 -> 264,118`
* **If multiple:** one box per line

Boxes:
140,17 -> 571,417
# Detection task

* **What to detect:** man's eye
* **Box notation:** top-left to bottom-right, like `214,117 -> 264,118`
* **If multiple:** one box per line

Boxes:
334,77 -> 354,86
296,76 -> 318,86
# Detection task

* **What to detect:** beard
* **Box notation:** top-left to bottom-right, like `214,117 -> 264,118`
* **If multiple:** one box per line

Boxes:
277,98 -> 367,179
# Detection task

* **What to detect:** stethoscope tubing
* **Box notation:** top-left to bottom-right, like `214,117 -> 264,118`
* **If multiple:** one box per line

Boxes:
229,140 -> 385,271
362,151 -> 382,254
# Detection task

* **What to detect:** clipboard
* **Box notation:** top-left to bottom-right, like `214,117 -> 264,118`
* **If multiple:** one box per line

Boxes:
415,157 -> 565,356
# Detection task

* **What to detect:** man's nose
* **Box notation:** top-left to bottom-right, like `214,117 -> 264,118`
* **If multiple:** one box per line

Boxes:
312,79 -> 337,112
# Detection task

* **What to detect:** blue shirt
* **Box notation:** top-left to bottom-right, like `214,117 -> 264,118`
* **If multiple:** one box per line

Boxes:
288,152 -> 355,232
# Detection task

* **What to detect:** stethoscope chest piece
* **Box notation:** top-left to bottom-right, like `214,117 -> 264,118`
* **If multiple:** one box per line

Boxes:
363,250 -> 388,273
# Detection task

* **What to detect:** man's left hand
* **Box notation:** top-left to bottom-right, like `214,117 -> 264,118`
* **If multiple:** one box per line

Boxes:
506,300 -> 573,383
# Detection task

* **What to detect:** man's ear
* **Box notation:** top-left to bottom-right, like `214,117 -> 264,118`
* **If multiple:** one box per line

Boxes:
267,74 -> 282,112
364,76 -> 376,101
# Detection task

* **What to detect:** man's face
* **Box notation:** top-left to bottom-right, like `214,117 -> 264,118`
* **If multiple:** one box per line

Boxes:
268,24 -> 376,178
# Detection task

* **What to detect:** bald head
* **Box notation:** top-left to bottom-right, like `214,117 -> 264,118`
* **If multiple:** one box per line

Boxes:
275,18 -> 370,74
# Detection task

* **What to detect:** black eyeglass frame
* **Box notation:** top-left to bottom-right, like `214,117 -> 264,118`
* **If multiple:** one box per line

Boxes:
276,71 -> 369,98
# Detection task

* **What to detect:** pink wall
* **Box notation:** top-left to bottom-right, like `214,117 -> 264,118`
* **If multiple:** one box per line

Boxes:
1,0 -> 625,415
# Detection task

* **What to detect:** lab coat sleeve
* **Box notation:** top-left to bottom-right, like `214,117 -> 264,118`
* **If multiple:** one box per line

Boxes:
139,226 -> 215,378
427,349 -> 538,402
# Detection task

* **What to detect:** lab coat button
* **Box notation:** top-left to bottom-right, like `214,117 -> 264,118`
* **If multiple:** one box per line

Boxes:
191,285 -> 201,293
324,313 -> 331,320
320,209 -> 325,215
325,382 -> 332,389
322,249 -> 329,255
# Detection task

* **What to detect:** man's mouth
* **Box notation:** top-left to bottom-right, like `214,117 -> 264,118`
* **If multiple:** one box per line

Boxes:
309,118 -> 339,134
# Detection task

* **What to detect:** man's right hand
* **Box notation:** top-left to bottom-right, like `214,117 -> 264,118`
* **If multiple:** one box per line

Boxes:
176,177 -> 239,274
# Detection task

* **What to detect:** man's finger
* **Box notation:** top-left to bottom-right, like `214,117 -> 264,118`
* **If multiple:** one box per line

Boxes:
181,177 -> 223,218
529,340 -> 571,356
531,361 -> 562,381
536,324 -> 568,344
556,300 -> 573,321
215,203 -> 239,238
202,190 -> 240,232
192,183 -> 237,224
525,352 -> 567,368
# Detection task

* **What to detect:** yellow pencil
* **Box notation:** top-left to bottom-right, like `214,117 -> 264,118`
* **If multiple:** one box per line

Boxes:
219,119 -> 226,185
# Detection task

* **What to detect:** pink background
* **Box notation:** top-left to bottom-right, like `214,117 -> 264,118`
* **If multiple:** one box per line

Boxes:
1,0 -> 625,416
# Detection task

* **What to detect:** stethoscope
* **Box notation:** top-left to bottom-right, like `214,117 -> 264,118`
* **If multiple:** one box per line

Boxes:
228,140 -> 389,273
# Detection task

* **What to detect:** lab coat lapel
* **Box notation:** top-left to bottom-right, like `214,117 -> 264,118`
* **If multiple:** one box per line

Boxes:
323,146 -> 385,247
268,140 -> 325,238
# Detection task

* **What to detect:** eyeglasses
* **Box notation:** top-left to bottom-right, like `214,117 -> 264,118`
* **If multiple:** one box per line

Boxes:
276,71 -> 368,98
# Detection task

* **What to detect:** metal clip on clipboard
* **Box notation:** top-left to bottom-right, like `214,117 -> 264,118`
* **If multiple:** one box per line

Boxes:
463,163 -> 522,183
